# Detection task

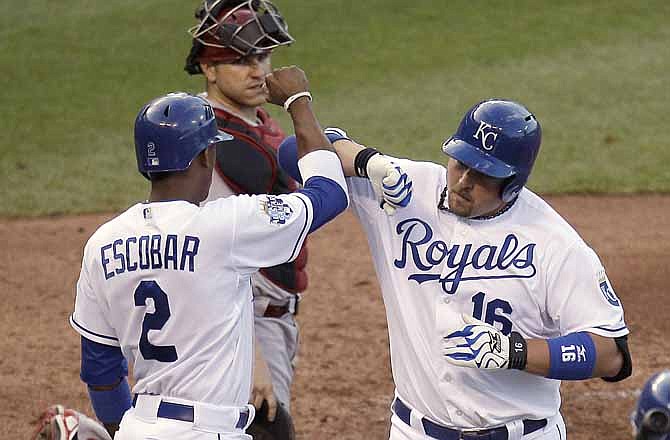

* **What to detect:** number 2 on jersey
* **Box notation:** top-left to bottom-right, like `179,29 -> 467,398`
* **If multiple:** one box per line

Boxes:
134,280 -> 178,362
471,291 -> 513,336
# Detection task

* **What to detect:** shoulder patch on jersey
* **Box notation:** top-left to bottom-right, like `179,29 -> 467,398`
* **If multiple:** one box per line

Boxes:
260,195 -> 293,225
598,270 -> 620,306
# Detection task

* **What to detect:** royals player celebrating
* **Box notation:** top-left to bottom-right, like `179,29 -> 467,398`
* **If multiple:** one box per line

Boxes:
184,2 -> 304,435
68,67 -> 382,439
278,100 -> 632,439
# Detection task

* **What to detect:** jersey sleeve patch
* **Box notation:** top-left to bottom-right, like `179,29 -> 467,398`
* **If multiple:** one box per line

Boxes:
260,195 -> 294,225
597,270 -> 620,307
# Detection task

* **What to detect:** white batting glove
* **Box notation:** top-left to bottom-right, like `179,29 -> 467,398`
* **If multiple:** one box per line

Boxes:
441,314 -> 511,370
366,154 -> 413,216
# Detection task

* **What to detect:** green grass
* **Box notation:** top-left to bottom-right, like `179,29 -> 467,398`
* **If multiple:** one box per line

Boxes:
1,0 -> 668,216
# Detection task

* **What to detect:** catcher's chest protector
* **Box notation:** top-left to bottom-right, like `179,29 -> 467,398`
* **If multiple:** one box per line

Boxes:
214,107 -> 308,293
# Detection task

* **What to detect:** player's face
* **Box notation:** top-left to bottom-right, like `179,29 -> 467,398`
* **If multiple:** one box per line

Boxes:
206,52 -> 272,111
446,159 -> 507,218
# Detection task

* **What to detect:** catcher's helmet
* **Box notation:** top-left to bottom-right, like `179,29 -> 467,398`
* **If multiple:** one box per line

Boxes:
632,370 -> 670,440
441,99 -> 542,202
134,92 -> 232,179
185,0 -> 294,74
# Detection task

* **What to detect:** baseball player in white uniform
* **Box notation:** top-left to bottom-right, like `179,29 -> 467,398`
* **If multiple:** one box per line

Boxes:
68,67 -> 408,439
185,2 -> 305,434
277,100 -> 633,440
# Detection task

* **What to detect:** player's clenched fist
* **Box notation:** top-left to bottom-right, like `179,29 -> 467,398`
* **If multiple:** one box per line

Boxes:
324,127 -> 413,216
265,66 -> 310,108
441,314 -> 527,370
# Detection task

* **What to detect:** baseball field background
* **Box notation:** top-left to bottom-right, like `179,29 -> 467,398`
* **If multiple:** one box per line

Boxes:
1,1 -> 669,438
2,0 -> 669,216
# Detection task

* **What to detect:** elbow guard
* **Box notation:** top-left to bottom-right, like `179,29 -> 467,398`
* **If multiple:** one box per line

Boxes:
602,335 -> 633,382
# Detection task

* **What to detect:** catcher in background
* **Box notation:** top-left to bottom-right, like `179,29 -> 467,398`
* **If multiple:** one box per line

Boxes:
185,1 -> 302,438
631,370 -> 670,440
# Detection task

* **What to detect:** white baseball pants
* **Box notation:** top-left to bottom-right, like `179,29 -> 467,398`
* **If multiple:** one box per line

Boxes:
388,412 -> 567,440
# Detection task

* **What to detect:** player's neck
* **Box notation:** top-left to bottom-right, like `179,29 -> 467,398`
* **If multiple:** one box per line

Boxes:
472,199 -> 513,220
149,175 -> 205,206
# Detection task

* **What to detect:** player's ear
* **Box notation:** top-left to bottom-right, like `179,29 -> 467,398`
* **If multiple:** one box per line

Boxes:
200,144 -> 217,170
201,62 -> 217,83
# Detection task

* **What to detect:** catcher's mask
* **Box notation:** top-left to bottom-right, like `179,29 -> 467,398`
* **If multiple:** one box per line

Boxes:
632,370 -> 670,440
185,0 -> 294,74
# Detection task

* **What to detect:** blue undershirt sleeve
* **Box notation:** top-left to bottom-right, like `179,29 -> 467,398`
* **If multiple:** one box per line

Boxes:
299,176 -> 348,233
80,336 -> 128,386
80,336 -> 132,423
278,133 -> 349,185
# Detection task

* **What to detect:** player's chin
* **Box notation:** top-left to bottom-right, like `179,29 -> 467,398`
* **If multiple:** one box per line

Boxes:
244,90 -> 268,107
448,194 -> 473,217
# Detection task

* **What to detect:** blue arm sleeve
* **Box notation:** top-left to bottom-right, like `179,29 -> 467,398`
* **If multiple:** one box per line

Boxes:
81,336 -> 128,386
80,336 -> 132,423
88,380 -> 132,424
299,176 -> 348,233
278,133 -> 349,185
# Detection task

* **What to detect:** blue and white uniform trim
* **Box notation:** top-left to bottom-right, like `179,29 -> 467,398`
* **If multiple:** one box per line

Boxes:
287,193 -> 313,261
299,176 -> 348,233
70,315 -> 120,347
295,150 -> 349,233
594,325 -> 628,333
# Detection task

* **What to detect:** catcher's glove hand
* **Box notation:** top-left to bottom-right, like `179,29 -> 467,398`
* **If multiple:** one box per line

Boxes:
247,400 -> 295,440
33,404 -> 112,440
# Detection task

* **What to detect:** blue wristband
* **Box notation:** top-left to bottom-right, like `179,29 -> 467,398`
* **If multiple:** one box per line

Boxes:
88,378 -> 132,424
547,332 -> 596,380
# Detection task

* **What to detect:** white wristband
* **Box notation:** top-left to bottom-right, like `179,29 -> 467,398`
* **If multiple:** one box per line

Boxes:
283,91 -> 312,111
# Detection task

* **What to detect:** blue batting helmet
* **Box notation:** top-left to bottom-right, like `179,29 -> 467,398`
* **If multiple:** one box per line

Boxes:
632,370 -> 670,440
134,92 -> 232,179
441,99 -> 542,202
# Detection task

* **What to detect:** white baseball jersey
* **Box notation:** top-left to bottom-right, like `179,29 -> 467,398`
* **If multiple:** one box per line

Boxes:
205,170 -> 294,303
70,192 -> 313,407
348,159 -> 627,429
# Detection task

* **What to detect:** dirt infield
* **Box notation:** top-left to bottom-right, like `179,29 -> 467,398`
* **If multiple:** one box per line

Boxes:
2,194 -> 669,439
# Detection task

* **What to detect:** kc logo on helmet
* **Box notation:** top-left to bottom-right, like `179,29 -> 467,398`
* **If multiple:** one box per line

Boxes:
473,121 -> 499,151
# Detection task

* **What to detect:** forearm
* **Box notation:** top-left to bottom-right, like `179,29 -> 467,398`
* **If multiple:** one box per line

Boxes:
89,381 -> 128,437
80,337 -> 131,432
443,315 -> 630,382
524,333 -> 623,378
287,99 -> 334,159
331,139 -> 366,177
523,339 -> 550,376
